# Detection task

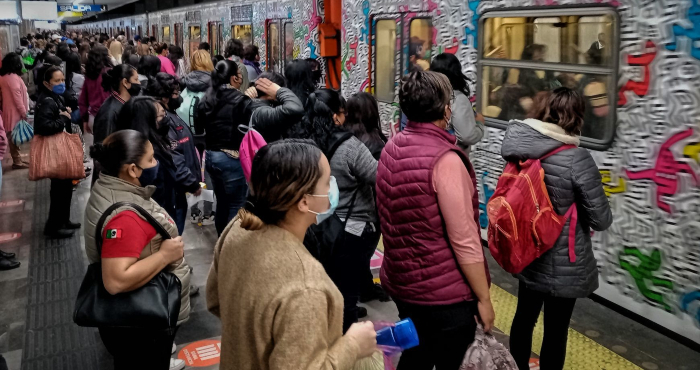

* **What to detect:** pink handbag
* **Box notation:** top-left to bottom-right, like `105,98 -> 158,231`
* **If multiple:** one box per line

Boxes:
29,131 -> 86,181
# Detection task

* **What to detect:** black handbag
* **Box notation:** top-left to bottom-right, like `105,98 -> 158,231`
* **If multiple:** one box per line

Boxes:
73,202 -> 182,333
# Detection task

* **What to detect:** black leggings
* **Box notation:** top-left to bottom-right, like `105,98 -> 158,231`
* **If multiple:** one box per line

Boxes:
509,281 -> 576,370
99,327 -> 177,370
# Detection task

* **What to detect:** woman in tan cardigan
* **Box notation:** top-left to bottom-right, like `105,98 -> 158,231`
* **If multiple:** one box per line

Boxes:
207,139 -> 377,370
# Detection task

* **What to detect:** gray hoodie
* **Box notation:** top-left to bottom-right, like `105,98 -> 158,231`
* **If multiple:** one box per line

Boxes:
501,119 -> 613,298
182,70 -> 212,93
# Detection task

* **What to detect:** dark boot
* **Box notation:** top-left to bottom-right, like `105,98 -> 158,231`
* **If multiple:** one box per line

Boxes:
44,227 -> 74,239
0,257 -> 20,270
62,221 -> 82,229
0,250 -> 15,259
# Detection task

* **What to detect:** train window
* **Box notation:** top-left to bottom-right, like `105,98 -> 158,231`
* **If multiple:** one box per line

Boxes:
137,26 -> 142,38
152,25 -> 158,40
233,24 -> 253,46
209,22 -> 223,56
374,19 -> 397,102
268,22 -> 280,73
479,9 -> 618,149
408,18 -> 432,72
284,22 -> 294,66
174,23 -> 183,49
163,26 -> 171,44
189,25 -> 201,59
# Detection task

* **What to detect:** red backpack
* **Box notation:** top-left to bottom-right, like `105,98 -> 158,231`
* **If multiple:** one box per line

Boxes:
486,145 -> 578,274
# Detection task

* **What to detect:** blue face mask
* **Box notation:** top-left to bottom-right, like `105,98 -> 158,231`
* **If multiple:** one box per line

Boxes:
308,176 -> 339,224
52,83 -> 66,95
137,161 -> 159,187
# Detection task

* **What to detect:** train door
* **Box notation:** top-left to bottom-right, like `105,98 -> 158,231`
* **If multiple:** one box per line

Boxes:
189,24 -> 201,59
152,24 -> 158,40
283,21 -> 294,67
0,25 -> 20,57
208,21 -> 223,56
137,25 -> 143,39
370,13 -> 433,134
127,26 -> 132,41
231,4 -> 253,47
174,23 -> 183,49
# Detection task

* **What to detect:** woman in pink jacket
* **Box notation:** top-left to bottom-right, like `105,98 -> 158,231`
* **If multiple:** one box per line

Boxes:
0,52 -> 29,169
79,45 -> 112,134
155,43 -> 177,76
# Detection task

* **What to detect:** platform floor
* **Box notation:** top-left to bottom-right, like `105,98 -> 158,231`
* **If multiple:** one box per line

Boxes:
0,145 -> 698,370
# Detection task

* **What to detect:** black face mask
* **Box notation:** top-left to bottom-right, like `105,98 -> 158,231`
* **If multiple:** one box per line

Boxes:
126,83 -> 141,97
169,96 -> 183,111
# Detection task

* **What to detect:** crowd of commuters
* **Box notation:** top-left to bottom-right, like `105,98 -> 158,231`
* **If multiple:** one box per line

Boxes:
0,28 -> 611,370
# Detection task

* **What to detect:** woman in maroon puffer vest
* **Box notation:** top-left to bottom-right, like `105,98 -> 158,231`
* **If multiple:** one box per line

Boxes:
376,70 -> 494,370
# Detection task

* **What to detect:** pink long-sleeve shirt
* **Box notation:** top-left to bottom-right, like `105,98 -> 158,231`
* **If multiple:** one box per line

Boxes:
158,55 -> 177,76
0,73 -> 28,132
79,68 -> 111,123
433,151 -> 484,265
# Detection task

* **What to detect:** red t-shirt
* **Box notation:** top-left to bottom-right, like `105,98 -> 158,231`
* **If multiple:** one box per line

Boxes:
101,211 -> 157,258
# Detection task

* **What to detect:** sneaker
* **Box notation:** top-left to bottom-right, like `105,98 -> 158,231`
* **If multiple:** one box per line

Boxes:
191,213 -> 200,224
358,306 -> 368,319
190,284 -> 200,296
201,215 -> 215,226
170,358 -> 185,370
12,162 -> 29,170
360,283 -> 391,303
172,342 -> 177,354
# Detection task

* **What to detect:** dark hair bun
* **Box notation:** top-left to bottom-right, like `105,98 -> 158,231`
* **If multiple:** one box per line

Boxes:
89,143 -> 106,161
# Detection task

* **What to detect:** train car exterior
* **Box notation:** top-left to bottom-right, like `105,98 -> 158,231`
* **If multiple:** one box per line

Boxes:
70,0 -> 700,345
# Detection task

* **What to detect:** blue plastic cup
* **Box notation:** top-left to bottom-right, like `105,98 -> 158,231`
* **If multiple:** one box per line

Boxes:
376,318 -> 419,350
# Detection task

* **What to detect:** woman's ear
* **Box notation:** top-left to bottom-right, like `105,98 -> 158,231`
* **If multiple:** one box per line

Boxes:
126,163 -> 140,179
298,194 -> 310,213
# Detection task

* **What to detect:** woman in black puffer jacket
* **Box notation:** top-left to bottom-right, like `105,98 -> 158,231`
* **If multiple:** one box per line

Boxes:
35,65 -> 82,238
501,87 -> 613,370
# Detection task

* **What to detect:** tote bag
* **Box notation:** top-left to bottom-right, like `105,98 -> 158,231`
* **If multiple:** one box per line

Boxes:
11,119 -> 34,146
29,131 -> 85,181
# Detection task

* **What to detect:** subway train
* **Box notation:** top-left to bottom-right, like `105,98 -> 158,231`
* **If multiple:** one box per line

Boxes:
69,0 -> 700,345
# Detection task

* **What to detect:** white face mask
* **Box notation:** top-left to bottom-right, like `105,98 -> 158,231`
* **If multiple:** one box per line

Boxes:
307,176 -> 339,224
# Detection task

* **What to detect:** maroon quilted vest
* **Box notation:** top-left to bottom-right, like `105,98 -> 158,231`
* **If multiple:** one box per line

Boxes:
376,121 -> 488,305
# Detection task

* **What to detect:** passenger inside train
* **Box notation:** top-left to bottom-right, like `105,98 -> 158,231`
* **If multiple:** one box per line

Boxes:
0,2 -> 698,370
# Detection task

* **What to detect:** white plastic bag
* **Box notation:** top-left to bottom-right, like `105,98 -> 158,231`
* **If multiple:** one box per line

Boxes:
186,189 -> 215,209
460,325 -> 517,370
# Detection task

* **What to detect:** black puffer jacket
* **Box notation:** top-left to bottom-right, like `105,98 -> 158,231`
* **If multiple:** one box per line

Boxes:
196,87 -> 252,151
93,95 -> 124,144
248,87 -> 304,143
34,90 -> 72,136
501,119 -> 613,298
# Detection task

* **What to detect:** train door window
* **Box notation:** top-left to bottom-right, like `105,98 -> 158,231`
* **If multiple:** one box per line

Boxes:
408,18 -> 432,72
127,27 -> 132,41
232,24 -> 253,46
284,22 -> 294,67
267,22 -> 280,73
163,26 -> 171,44
479,8 -> 618,150
152,25 -> 158,40
209,22 -> 223,56
137,26 -> 142,39
374,19 -> 397,102
174,23 -> 183,49
189,25 -> 201,59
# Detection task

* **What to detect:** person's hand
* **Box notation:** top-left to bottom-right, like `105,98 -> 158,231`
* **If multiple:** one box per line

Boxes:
159,236 -> 184,264
255,78 -> 281,100
476,113 -> 485,124
65,106 -> 72,114
476,299 -> 495,333
244,86 -> 258,99
345,321 -> 377,358
59,110 -> 71,119
193,188 -> 202,197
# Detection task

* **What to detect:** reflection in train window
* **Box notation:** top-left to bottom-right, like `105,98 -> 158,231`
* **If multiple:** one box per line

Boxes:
174,23 -> 183,49
284,22 -> 294,66
162,26 -> 171,44
408,18 -> 432,72
374,19 -> 397,103
479,9 -> 618,147
189,25 -> 201,59
233,24 -> 252,46
268,22 -> 280,73
209,22 -> 222,56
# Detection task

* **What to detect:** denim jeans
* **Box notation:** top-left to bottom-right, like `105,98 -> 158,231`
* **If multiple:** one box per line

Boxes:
205,150 -> 247,235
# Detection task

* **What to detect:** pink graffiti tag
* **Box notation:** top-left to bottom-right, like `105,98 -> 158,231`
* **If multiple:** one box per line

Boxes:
302,0 -> 321,42
625,128 -> 699,213
426,0 -> 441,15
346,41 -> 358,71
619,41 -> 657,106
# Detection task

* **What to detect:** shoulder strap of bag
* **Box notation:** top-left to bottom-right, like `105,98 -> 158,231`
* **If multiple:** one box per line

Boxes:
328,133 -> 359,225
95,201 -> 172,256
238,107 -> 258,134
540,144 -> 577,160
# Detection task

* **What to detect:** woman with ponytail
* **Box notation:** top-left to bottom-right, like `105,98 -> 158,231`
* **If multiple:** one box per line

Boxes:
196,60 -> 252,234
207,139 -> 377,370
85,130 -> 190,370
288,89 -> 380,332
78,45 -> 113,133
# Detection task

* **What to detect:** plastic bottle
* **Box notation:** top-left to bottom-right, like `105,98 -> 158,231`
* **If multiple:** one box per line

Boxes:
376,318 -> 419,351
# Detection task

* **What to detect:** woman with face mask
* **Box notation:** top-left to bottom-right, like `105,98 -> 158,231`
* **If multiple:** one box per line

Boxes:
115,96 -> 181,227
195,60 -> 252,235
207,139 -> 378,370
145,73 -> 202,234
288,89 -> 379,331
34,65 -> 81,238
376,70 -> 494,369
85,129 -> 190,370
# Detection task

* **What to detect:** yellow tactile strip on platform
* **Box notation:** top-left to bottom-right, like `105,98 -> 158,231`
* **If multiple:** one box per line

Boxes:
490,284 -> 642,370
